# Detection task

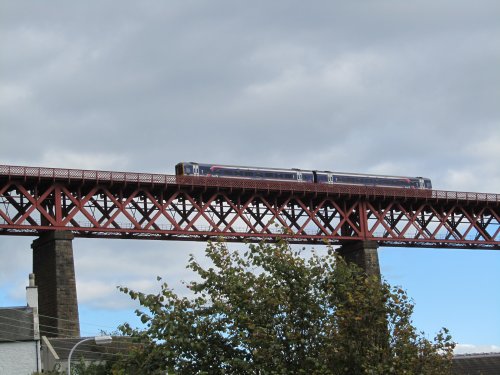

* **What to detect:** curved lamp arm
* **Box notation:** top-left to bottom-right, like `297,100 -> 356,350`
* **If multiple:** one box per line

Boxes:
67,336 -> 112,375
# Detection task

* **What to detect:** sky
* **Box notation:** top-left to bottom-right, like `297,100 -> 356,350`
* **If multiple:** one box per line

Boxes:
1,0 -> 499,355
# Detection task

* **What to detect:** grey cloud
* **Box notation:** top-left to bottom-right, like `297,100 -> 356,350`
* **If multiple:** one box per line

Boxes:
2,1 -> 499,181
73,239 -> 211,309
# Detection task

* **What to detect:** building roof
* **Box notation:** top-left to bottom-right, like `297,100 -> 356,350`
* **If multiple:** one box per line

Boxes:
453,352 -> 500,375
0,306 -> 34,342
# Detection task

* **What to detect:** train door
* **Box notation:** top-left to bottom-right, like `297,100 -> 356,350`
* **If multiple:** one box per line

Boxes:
193,164 -> 200,176
328,173 -> 334,184
297,171 -> 303,182
418,177 -> 425,188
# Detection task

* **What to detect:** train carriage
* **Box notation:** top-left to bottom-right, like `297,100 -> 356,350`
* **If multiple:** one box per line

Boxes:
313,171 -> 432,189
176,162 -> 314,182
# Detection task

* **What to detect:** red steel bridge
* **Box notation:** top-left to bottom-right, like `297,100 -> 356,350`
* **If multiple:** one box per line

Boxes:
1,164 -> 499,249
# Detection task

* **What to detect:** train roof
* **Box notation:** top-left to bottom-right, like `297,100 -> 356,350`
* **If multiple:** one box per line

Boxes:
179,162 -> 311,174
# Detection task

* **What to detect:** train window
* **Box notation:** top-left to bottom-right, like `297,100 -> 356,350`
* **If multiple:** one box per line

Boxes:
317,174 -> 328,183
377,178 -> 387,186
381,179 -> 394,186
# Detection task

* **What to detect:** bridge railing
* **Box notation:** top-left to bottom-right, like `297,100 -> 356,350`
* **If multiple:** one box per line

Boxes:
1,164 -> 499,203
0,164 -> 173,184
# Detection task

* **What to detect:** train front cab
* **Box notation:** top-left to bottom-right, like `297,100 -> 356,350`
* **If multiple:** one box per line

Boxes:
175,163 -> 184,175
175,162 -> 199,176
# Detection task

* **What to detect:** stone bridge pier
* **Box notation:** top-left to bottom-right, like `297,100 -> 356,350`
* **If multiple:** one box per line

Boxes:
32,231 -> 80,338
337,240 -> 381,279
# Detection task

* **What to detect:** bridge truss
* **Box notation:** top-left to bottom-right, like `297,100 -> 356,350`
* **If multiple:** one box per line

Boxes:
1,165 -> 499,249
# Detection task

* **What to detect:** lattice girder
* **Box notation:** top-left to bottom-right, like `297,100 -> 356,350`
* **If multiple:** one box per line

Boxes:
1,165 -> 499,249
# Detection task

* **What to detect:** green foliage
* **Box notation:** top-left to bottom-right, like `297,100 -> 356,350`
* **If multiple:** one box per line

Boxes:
32,366 -> 62,375
70,358 -> 115,375
32,353 -> 123,375
114,239 -> 455,374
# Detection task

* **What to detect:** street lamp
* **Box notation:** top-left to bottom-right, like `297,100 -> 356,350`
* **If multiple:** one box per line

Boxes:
67,335 -> 112,375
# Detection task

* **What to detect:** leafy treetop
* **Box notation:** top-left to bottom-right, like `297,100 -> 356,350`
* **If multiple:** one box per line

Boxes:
114,239 -> 454,375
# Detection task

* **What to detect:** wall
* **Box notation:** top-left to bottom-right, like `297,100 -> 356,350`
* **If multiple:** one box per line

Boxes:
0,341 -> 39,374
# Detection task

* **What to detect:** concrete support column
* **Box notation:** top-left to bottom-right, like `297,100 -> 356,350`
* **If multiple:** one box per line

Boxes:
32,231 -> 80,337
337,240 -> 381,279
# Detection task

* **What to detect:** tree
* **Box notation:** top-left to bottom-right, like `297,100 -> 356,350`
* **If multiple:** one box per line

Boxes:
114,239 -> 455,374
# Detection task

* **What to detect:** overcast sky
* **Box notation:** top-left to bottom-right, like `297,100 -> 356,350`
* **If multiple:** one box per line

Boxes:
1,1 -> 499,354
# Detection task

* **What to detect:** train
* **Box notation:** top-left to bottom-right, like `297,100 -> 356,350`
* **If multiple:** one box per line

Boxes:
175,162 -> 432,189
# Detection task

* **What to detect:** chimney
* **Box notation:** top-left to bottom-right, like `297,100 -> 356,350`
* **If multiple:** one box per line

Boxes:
26,273 -> 42,371
26,273 -> 38,309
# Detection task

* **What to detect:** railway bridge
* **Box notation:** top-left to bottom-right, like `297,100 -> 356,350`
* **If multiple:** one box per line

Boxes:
1,164 -> 499,337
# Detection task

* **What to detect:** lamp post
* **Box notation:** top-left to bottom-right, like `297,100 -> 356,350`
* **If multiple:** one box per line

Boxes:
67,335 -> 112,375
